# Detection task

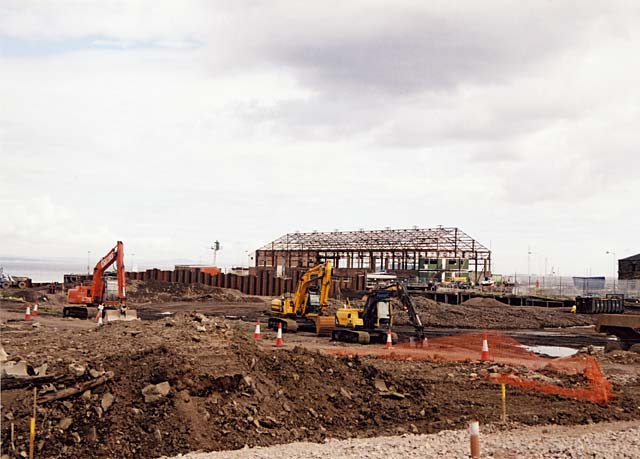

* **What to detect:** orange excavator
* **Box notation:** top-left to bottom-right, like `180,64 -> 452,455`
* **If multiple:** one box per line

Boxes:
63,241 -> 137,321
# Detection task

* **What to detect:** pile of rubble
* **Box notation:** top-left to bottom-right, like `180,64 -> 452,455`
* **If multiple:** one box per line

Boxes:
394,296 -> 596,329
1,313 -> 637,458
126,280 -> 265,304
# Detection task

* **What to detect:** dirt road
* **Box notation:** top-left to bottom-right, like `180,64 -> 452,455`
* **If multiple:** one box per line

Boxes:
171,421 -> 640,459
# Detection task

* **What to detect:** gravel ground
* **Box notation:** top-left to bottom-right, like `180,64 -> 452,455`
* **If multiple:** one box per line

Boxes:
168,421 -> 640,459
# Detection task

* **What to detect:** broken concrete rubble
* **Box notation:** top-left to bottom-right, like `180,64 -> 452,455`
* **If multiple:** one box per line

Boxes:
142,381 -> 171,403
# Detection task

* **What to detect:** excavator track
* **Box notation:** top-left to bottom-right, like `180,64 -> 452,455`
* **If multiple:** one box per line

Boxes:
332,329 -> 371,344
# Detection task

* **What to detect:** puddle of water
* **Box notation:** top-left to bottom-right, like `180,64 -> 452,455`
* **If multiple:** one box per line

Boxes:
522,345 -> 579,358
158,311 -> 174,316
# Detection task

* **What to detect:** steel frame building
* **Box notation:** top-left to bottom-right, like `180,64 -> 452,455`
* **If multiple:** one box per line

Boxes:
255,227 -> 491,280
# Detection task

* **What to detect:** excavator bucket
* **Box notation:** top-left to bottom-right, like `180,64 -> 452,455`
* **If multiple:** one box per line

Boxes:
314,315 -> 336,336
105,308 -> 138,322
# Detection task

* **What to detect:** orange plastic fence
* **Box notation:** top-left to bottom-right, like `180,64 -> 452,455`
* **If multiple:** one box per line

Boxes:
327,332 -> 613,404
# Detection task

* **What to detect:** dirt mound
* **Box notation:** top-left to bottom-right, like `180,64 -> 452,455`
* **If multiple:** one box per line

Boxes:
2,314 -> 637,458
0,315 -> 446,457
462,297 -> 508,308
127,280 -> 263,304
395,296 -> 595,329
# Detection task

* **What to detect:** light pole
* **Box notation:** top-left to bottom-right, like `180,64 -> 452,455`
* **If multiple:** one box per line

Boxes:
87,251 -> 91,275
210,241 -> 220,266
606,251 -> 617,293
527,247 -> 532,291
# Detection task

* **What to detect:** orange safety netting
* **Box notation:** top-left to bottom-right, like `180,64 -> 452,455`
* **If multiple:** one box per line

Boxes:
327,332 -> 613,404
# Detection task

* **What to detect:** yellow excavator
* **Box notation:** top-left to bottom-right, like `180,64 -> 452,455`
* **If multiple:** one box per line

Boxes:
332,283 -> 425,344
268,261 -> 335,336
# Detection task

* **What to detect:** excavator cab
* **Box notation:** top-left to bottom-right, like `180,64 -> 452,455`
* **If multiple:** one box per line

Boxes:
373,298 -> 391,329
306,286 -> 321,314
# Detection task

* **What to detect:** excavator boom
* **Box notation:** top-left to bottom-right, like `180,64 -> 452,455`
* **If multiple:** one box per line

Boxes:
269,261 -> 334,335
90,241 -> 126,305
65,241 -> 135,321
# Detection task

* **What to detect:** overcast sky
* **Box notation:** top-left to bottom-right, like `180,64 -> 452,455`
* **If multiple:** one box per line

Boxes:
1,0 -> 638,276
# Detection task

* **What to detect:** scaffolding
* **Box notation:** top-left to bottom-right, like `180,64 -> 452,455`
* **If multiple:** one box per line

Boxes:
255,227 -> 491,280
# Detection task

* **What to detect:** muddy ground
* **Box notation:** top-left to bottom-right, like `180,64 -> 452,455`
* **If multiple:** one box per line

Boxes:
1,284 -> 639,458
0,281 -> 597,330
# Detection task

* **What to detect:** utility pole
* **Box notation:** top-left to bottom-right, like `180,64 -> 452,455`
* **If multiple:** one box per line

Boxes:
527,247 -> 532,293
606,251 -> 617,293
559,267 -> 562,296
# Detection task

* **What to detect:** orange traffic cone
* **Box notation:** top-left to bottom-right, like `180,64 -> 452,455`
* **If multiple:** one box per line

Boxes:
385,329 -> 393,349
481,332 -> 490,361
32,303 -> 39,316
25,305 -> 31,321
275,322 -> 283,347
254,319 -> 261,340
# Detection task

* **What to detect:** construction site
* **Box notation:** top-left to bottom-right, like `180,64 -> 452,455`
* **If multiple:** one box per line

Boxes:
1,230 -> 640,458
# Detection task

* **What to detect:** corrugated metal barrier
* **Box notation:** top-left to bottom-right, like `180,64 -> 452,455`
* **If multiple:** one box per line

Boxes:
126,268 -> 367,298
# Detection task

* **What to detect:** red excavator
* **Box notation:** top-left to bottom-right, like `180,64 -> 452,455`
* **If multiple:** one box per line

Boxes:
63,241 -> 137,321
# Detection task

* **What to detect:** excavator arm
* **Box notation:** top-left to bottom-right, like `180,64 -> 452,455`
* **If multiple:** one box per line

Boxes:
393,283 -> 425,340
291,261 -> 332,315
372,283 -> 424,340
90,241 -> 126,305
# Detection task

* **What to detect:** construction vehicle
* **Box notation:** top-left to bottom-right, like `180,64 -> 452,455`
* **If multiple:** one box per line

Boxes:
63,241 -> 137,321
268,261 -> 335,335
0,267 -> 31,289
597,314 -> 640,350
575,295 -> 625,314
332,283 -> 425,344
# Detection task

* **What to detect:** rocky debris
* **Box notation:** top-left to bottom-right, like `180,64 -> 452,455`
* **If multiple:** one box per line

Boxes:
101,393 -> 115,412
0,313 -> 637,459
57,417 -> 73,431
192,313 -> 211,323
68,363 -> 86,377
89,368 -> 104,378
373,378 -> 388,392
1,359 -> 47,378
171,422 -> 640,459
393,296 -> 595,329
126,280 -> 264,305
142,381 -> 171,403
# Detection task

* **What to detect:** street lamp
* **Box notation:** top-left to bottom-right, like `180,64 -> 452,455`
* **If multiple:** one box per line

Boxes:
87,251 -> 91,275
605,251 -> 617,293
527,247 -> 532,291
210,241 -> 221,266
